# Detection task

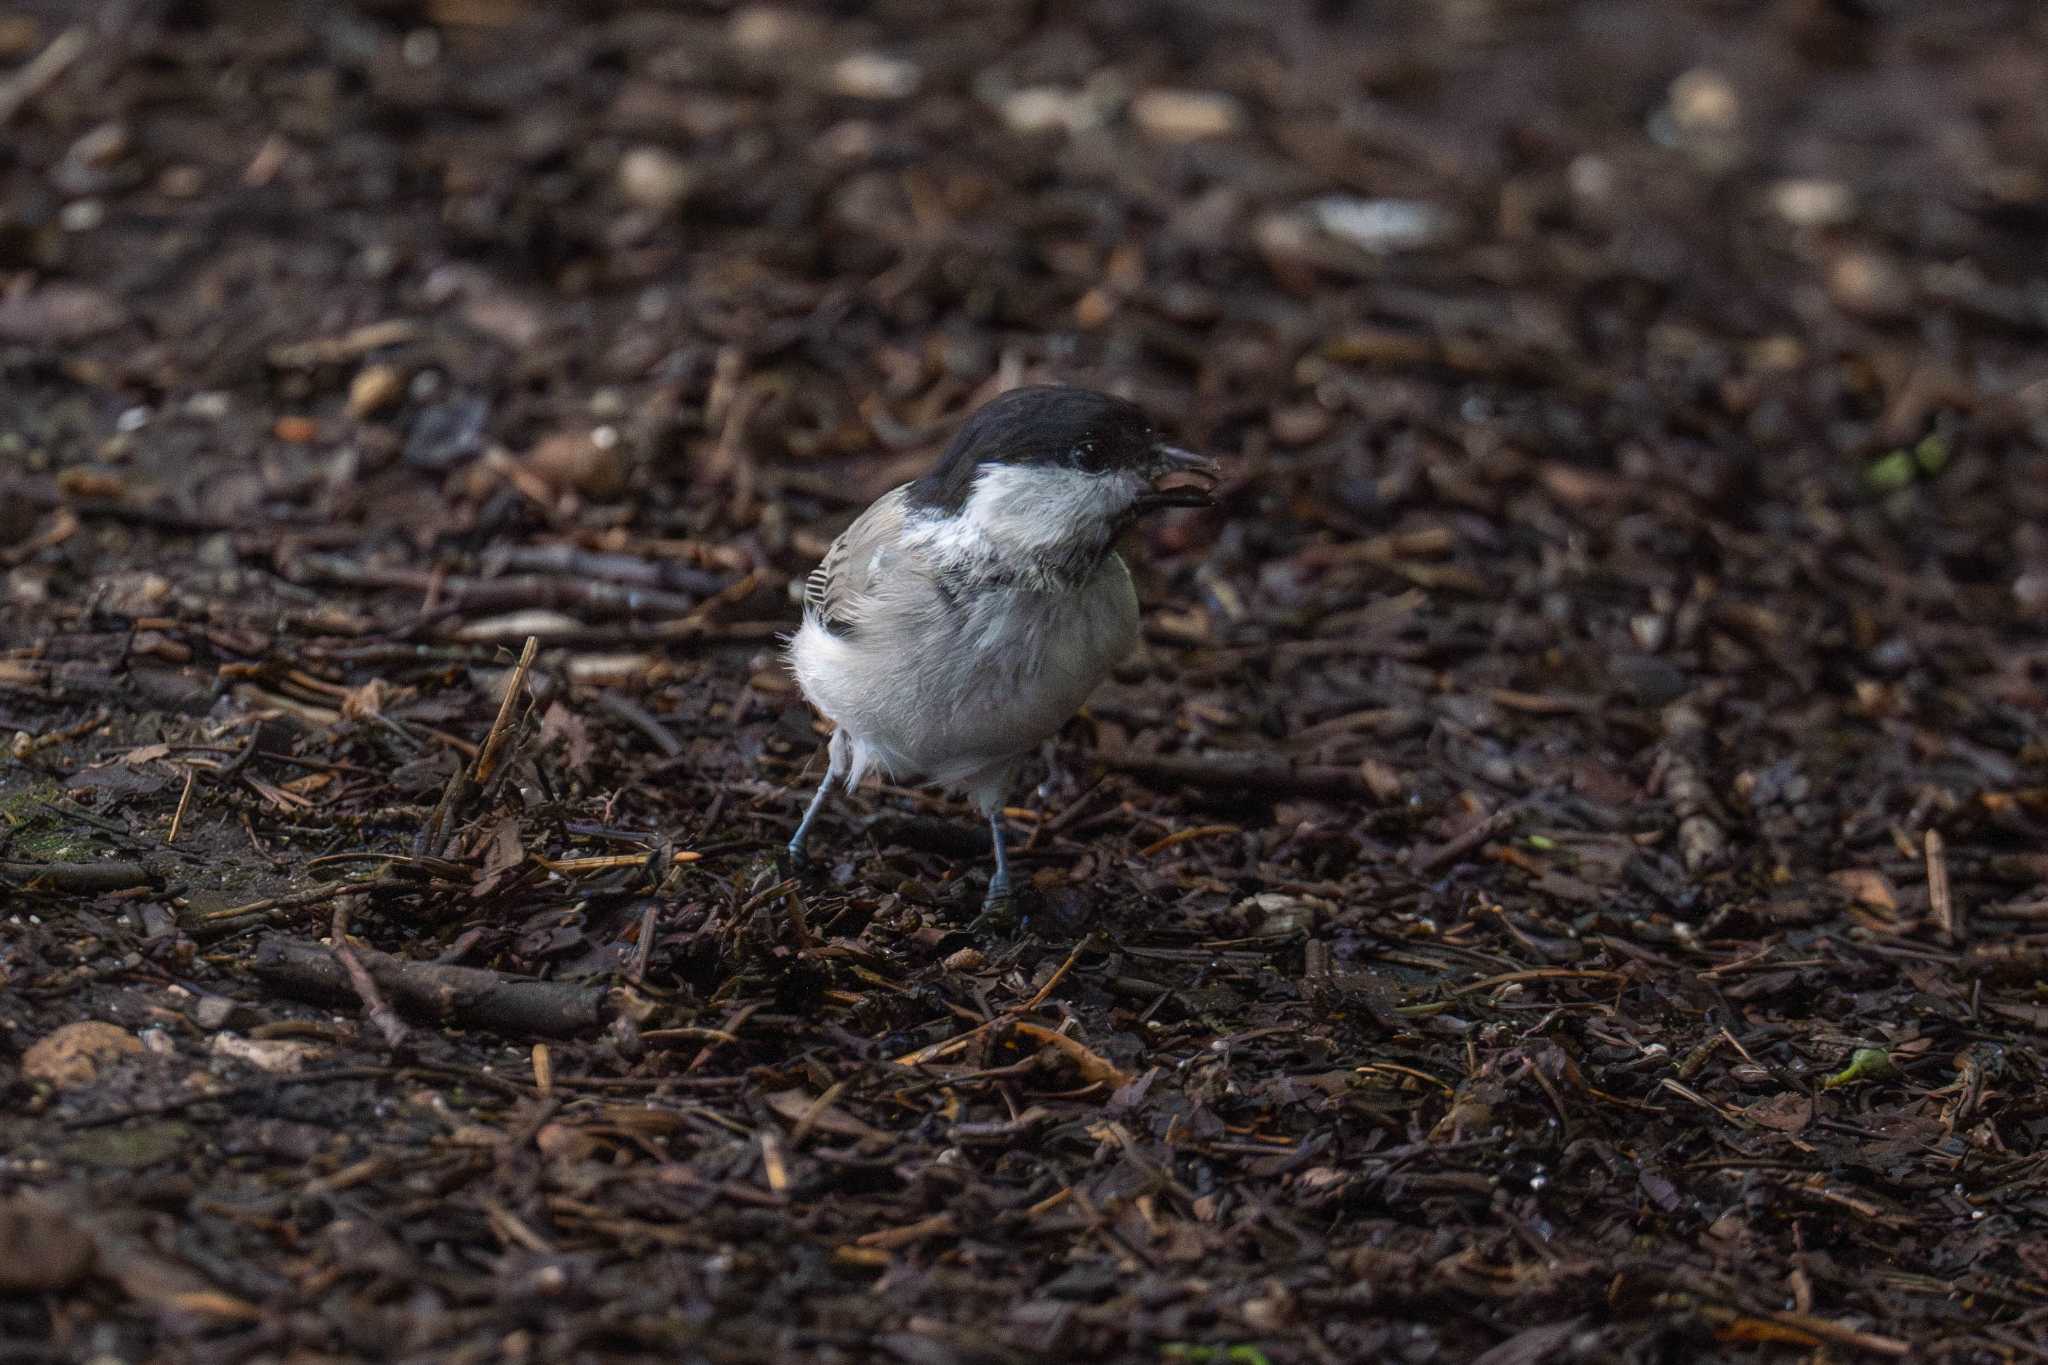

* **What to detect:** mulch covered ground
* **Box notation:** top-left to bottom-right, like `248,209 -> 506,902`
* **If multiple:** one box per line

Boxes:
3,2 -> 2047,1360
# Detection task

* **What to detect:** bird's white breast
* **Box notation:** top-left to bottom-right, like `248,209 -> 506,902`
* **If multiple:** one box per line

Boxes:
789,552 -> 1139,800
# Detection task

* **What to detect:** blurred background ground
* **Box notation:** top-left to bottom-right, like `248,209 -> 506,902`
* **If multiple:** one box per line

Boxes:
2,1 -> 2047,1361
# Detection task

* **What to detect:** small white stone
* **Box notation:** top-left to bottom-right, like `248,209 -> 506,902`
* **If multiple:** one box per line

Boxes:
729,5 -> 824,52
1669,67 -> 1739,135
1310,196 -> 1454,254
831,50 -> 920,100
1000,85 -> 1106,136
1130,87 -> 1243,141
618,145 -> 695,211
1568,154 -> 1616,206
1770,178 -> 1854,228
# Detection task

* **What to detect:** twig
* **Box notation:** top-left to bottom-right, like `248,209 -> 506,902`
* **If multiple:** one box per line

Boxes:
1138,823 -> 1241,857
0,27 -> 87,127
473,636 -> 539,787
1980,899 -> 2048,922
1925,828 -> 1957,942
252,935 -> 608,1037
184,878 -> 375,933
594,691 -> 684,758
1444,968 -> 1627,997
1765,1311 -> 1910,1358
1412,807 -> 1518,876
1094,749 -> 1371,799
330,895 -> 410,1051
628,904 -> 657,984
165,767 -> 196,845
0,860 -> 158,894
781,879 -> 817,950
8,707 -> 111,760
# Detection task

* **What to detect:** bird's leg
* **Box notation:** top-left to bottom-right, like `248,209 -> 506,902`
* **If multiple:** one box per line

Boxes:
985,807 -> 1013,908
786,731 -> 847,871
786,776 -> 832,870
964,807 -> 1023,933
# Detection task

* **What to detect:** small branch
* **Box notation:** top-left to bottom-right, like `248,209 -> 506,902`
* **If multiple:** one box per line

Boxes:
1925,828 -> 1957,943
330,895 -> 410,1051
252,935 -> 608,1037
0,27 -> 88,127
165,767 -> 197,845
1412,807 -> 1519,876
0,860 -> 159,894
473,636 -> 539,787
1094,749 -> 1371,799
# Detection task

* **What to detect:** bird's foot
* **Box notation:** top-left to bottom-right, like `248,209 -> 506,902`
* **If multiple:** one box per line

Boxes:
778,841 -> 815,884
967,883 -> 1019,935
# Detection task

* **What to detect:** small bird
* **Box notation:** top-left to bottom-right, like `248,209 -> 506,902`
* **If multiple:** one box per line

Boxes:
786,385 -> 1218,913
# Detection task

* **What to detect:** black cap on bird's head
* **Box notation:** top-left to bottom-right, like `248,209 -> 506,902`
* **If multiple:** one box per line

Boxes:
907,385 -> 1218,515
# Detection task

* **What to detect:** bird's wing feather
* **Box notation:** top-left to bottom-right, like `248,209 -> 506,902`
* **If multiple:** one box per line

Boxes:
804,485 -> 911,635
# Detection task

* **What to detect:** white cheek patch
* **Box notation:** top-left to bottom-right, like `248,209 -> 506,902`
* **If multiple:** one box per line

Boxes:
954,462 -> 1136,557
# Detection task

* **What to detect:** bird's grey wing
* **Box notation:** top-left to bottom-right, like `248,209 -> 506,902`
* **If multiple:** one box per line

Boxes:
804,486 -> 911,636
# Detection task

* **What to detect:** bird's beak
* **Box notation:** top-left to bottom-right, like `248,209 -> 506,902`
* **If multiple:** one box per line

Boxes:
1134,444 -> 1221,514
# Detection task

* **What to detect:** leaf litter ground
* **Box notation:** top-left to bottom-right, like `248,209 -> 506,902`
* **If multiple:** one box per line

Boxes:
2,3 -> 2047,1361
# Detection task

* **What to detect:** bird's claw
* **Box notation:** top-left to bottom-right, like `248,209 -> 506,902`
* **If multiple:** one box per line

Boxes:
968,885 -> 1018,934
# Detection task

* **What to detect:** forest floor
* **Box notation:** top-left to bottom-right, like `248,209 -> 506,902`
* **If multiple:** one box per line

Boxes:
3,2 -> 2047,1361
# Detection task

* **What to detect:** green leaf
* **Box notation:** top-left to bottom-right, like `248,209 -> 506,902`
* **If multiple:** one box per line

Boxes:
1161,1347 -> 1272,1365
1822,1047 -> 1897,1089
1913,433 -> 1949,474
1864,450 -> 1916,492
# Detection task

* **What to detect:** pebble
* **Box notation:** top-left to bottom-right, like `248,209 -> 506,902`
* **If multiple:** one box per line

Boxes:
1567,153 -> 1617,208
1827,250 -> 1914,319
1130,87 -> 1243,141
1668,68 -> 1740,136
524,429 -> 626,499
403,392 -> 490,470
1000,86 -> 1109,136
729,5 -> 827,52
23,1020 -> 142,1088
156,164 -> 204,197
192,991 -> 242,1029
1310,196 -> 1454,254
1770,178 -> 1854,228
1269,402 -> 1332,447
618,145 -> 695,212
196,532 -> 238,570
58,199 -> 103,231
831,51 -> 920,100
1360,758 -> 1404,803
347,363 -> 405,419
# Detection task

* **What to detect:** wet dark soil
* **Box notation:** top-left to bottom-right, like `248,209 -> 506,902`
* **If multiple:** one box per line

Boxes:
4,2 -> 2048,1361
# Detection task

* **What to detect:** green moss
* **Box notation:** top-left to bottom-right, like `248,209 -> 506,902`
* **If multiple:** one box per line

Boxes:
0,780 -> 88,861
